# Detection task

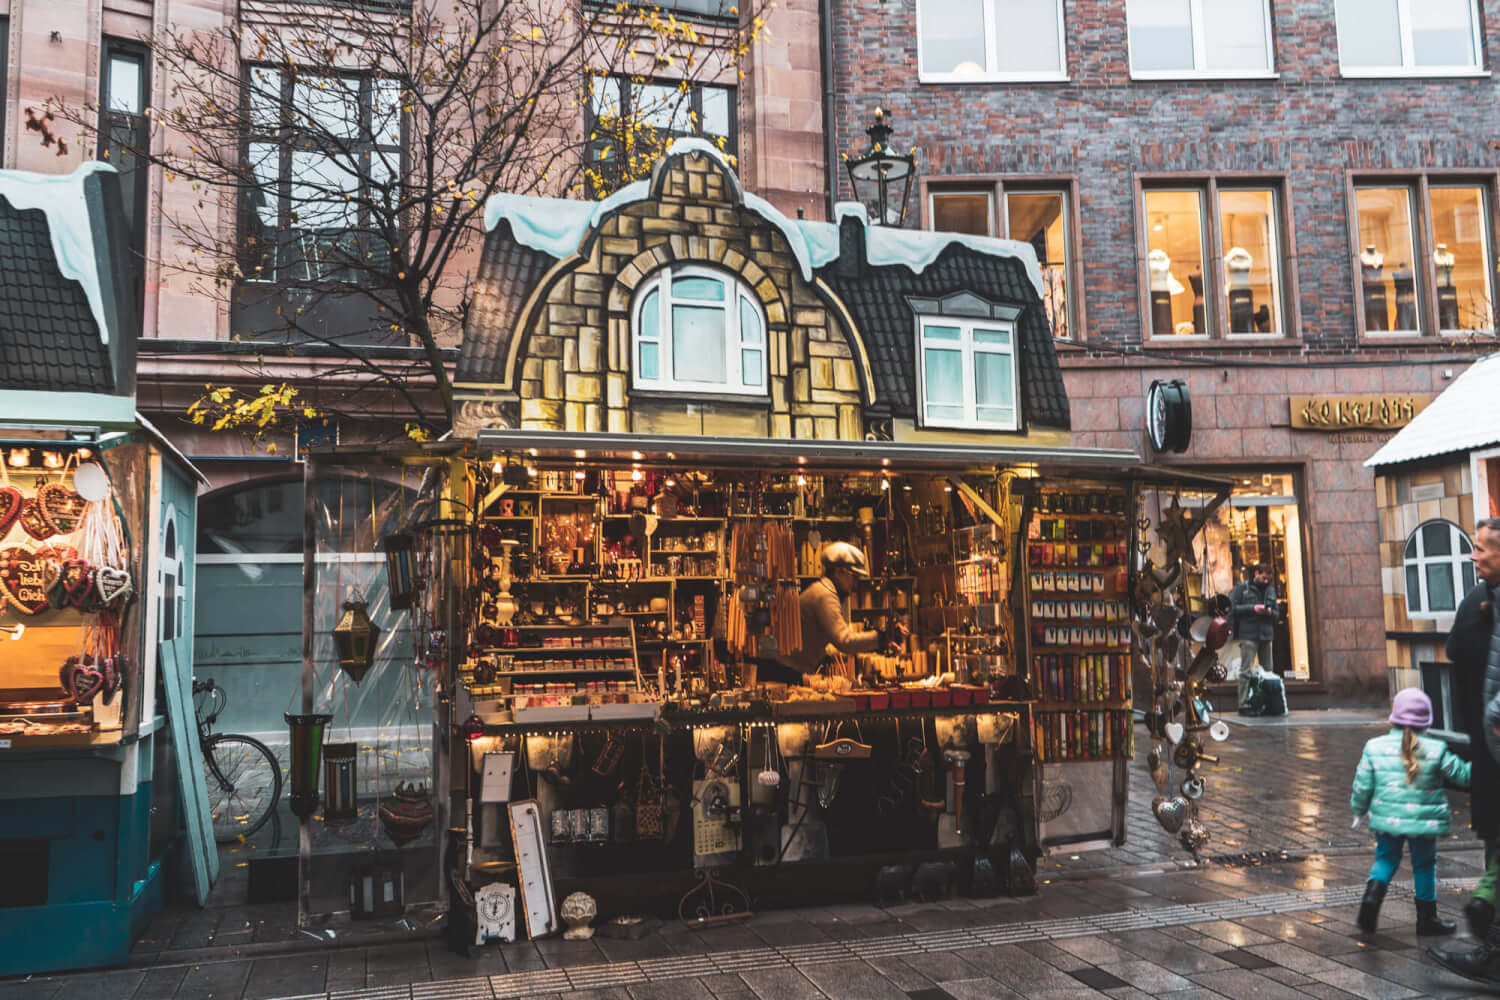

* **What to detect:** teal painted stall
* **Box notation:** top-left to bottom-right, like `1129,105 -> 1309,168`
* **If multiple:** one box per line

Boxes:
0,426 -> 216,976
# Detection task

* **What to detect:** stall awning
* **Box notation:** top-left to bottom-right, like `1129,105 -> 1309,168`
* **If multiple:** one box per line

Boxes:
476,428 -> 1140,473
1365,354 -> 1500,469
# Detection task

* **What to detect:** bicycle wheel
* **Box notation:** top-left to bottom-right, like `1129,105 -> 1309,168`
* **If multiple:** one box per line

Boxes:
204,734 -> 283,843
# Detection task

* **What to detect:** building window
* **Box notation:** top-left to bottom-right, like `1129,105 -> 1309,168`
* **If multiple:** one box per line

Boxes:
242,67 -> 402,284
928,183 -> 1077,339
632,265 -> 766,395
1335,0 -> 1482,75
1404,519 -> 1477,616
101,39 -> 150,296
1142,182 -> 1287,338
1127,0 -> 1274,77
586,75 -> 735,196
917,317 -> 1018,430
1354,181 -> 1494,335
647,0 -> 737,17
916,0 -> 1066,81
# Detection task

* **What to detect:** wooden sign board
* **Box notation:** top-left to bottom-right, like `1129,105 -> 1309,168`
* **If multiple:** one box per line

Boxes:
1289,394 -> 1431,431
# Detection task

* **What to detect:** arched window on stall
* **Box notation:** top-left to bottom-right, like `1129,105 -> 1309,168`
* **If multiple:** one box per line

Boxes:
160,506 -> 183,643
1404,519 -> 1477,617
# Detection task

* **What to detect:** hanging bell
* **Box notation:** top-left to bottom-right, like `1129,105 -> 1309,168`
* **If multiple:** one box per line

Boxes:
333,598 -> 381,684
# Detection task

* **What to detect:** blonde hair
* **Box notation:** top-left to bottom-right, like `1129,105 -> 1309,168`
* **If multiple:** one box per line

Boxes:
1401,726 -> 1425,784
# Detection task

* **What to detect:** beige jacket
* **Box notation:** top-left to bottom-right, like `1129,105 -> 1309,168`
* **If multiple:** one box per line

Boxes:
778,576 -> 881,674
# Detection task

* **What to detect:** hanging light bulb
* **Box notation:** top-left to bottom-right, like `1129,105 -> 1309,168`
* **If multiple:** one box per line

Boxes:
42,451 -> 64,469
631,469 -> 644,482
526,465 -> 538,478
492,457 -> 504,474
665,478 -> 676,488
573,469 -> 586,481
8,449 -> 30,468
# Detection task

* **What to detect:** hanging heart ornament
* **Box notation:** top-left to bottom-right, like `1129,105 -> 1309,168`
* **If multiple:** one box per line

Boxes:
18,499 -> 54,541
38,484 -> 86,536
61,655 -> 106,704
0,547 -> 52,614
95,567 -> 134,610
1164,721 -> 1185,745
1152,795 -> 1188,834
0,487 -> 21,537
101,656 -> 123,703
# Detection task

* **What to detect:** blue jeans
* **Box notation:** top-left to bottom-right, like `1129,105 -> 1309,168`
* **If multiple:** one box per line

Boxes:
1368,832 -> 1438,902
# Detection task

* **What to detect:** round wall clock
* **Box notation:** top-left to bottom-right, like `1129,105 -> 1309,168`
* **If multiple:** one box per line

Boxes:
1146,379 -> 1192,453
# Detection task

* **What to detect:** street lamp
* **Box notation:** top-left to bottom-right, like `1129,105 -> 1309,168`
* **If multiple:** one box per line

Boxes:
843,107 -> 917,228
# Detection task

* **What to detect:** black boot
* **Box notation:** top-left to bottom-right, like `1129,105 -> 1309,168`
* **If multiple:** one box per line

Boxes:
1430,921 -> 1500,985
1417,899 -> 1457,936
1465,897 -> 1495,938
1358,879 -> 1388,934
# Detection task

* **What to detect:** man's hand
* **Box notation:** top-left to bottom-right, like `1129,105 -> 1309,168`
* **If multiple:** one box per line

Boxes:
1254,604 -> 1267,615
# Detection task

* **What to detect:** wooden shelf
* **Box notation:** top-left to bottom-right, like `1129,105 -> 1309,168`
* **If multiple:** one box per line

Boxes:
1035,701 -> 1131,711
492,668 -> 636,677
1031,646 -> 1130,653
481,645 -> 633,655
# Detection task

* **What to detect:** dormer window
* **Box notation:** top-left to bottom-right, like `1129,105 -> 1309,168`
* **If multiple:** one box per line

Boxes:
910,292 -> 1023,431
633,265 -> 767,395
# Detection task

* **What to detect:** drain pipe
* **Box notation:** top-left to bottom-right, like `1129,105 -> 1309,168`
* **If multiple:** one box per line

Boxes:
820,0 -> 838,221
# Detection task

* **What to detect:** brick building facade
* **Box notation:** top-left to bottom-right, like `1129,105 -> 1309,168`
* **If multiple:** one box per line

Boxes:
826,0 -> 1500,701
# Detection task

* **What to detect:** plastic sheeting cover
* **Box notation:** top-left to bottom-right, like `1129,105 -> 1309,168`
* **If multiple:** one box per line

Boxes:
0,162 -> 118,344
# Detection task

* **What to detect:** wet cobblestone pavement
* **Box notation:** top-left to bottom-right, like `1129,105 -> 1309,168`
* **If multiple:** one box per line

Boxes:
4,712 -> 1495,999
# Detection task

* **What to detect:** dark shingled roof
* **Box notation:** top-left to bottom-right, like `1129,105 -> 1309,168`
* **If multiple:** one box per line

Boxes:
818,218 -> 1070,430
456,219 -> 558,387
0,196 -> 116,394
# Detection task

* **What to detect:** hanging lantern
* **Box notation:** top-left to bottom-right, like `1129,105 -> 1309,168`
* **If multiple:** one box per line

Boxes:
380,532 -> 416,611
333,599 -> 381,684
843,107 -> 918,228
285,712 -> 333,821
378,781 -> 435,847
323,742 -> 359,823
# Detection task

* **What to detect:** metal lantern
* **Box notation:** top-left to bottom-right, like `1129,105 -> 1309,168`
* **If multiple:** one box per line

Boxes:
323,742 -> 359,823
380,532 -> 416,611
333,598 -> 381,684
843,107 -> 917,228
285,712 -> 333,821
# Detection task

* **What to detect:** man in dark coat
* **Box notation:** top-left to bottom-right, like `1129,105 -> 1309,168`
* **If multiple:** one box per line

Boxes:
1430,517 -> 1500,983
1232,564 -> 1278,710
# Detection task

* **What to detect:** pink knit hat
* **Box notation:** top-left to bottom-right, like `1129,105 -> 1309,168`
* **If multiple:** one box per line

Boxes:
1389,688 -> 1433,728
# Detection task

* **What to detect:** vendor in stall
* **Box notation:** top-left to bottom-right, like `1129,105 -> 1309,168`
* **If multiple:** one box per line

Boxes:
761,542 -> 906,685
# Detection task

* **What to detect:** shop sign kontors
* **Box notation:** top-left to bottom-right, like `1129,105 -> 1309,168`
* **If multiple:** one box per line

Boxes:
1289,394 -> 1431,431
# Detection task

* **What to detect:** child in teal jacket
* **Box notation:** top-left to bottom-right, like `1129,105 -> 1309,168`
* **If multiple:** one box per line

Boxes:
1351,688 -> 1471,935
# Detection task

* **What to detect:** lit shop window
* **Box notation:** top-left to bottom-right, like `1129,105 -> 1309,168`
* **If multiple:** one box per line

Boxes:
1335,0 -> 1482,75
928,186 -> 1075,339
1404,519 -> 1476,616
1127,0 -> 1274,78
1143,184 -> 1285,337
917,0 -> 1066,82
632,265 -> 767,396
917,318 -> 1018,430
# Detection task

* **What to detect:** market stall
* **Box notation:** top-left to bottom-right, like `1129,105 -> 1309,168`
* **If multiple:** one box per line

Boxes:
286,140 -> 1232,942
0,164 -> 215,974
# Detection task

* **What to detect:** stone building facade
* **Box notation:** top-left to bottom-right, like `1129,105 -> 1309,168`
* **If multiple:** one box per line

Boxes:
823,0 -> 1500,702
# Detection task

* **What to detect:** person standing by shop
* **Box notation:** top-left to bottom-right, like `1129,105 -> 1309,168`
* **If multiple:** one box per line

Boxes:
765,542 -> 905,685
1233,563 -> 1279,710
1428,517 -> 1500,984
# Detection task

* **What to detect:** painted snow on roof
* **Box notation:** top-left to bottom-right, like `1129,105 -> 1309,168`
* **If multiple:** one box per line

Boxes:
0,162 -> 117,344
481,138 -> 1044,295
1365,354 -> 1500,467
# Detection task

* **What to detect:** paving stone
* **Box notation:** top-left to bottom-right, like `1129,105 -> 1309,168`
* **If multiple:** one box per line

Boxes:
796,959 -> 905,1000
934,978 -> 1024,999
626,980 -> 715,1000
1188,968 -> 1322,1000
241,956 -> 328,1000
1306,962 -> 1421,998
736,967 -> 822,1000
0,981 -> 61,1000
1096,959 -> 1196,994
1111,930 -> 1235,973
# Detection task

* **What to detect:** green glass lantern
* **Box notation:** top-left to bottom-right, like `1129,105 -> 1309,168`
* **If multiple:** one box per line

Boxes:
333,599 -> 381,685
285,712 -> 333,821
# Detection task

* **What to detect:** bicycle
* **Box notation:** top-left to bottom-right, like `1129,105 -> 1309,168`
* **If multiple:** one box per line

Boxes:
193,678 -> 283,844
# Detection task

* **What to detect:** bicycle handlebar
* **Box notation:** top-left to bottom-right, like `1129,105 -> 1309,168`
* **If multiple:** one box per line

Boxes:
192,678 -> 216,695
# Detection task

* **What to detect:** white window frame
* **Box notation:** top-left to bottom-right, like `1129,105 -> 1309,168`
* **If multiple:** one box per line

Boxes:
915,316 -> 1020,431
1403,519 -> 1476,618
916,0 -> 1069,84
1127,0 -> 1278,81
1336,0 -> 1485,77
631,264 -> 767,396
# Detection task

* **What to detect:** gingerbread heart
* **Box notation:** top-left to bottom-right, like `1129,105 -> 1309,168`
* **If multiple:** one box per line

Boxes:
95,566 -> 133,610
0,547 -> 53,615
0,487 -> 21,538
38,484 -> 86,536
61,655 -> 105,704
53,558 -> 92,610
101,656 -> 123,703
18,499 -> 53,541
